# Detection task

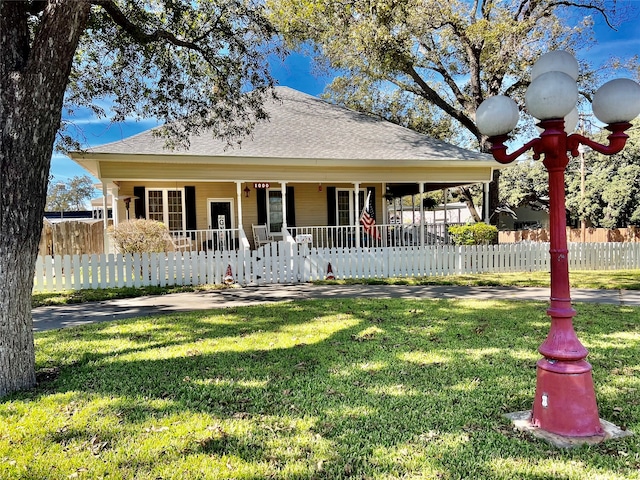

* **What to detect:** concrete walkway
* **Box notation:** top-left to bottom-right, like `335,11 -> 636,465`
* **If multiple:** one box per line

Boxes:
32,284 -> 640,332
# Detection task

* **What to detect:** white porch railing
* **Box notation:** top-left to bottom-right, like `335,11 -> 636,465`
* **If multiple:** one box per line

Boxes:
169,228 -> 246,252
33,241 -> 640,292
166,224 -> 461,252
290,223 -> 462,249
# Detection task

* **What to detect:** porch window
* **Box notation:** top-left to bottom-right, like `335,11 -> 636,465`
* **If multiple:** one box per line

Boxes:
147,189 -> 185,231
267,189 -> 283,234
336,189 -> 365,225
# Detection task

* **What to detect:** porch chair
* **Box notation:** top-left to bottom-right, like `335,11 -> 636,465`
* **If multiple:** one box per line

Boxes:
252,224 -> 272,248
170,234 -> 193,252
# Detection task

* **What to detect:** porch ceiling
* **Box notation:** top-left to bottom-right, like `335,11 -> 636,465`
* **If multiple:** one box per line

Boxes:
386,183 -> 466,198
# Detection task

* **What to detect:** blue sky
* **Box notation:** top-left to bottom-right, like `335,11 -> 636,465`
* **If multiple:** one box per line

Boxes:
52,12 -> 640,185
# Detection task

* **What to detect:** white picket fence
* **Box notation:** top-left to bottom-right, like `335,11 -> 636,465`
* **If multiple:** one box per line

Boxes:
33,242 -> 640,292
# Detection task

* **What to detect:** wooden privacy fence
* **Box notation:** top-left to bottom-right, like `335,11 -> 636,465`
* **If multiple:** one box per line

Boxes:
39,219 -> 106,256
33,242 -> 640,292
500,226 -> 640,243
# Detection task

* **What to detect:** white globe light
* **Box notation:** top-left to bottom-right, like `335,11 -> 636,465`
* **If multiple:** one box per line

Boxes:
564,107 -> 579,133
535,107 -> 580,134
475,95 -> 520,136
525,71 -> 578,120
592,78 -> 640,124
531,51 -> 579,81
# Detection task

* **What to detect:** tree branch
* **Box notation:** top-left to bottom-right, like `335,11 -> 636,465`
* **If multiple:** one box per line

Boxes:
545,1 -> 615,29
503,79 -> 528,97
427,8 -> 484,113
471,0 -> 480,22
418,40 -> 468,103
515,0 -> 616,29
403,64 -> 480,139
91,0 -> 213,53
514,0 -> 533,21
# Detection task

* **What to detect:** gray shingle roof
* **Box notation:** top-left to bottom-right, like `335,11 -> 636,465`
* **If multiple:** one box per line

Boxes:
88,87 -> 490,162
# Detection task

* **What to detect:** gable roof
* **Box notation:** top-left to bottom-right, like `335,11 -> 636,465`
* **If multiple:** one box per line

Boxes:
85,87 -> 490,163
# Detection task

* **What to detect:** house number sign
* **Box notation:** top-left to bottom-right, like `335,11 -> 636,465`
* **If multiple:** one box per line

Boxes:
253,182 -> 270,189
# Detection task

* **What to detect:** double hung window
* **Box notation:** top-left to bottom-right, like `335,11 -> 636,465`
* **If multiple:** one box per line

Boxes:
147,189 -> 185,231
336,189 -> 365,225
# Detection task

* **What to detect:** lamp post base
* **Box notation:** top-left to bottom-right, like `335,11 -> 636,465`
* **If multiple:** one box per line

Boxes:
504,411 -> 632,448
531,358 -> 602,437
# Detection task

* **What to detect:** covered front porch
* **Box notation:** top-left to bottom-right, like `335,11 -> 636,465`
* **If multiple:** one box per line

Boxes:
96,179 -> 488,253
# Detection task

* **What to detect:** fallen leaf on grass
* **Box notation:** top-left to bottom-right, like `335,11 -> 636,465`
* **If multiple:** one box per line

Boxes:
68,467 -> 88,478
145,426 -> 169,433
89,435 -> 108,455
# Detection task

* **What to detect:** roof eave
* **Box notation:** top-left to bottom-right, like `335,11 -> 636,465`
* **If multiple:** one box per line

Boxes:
69,151 -> 496,168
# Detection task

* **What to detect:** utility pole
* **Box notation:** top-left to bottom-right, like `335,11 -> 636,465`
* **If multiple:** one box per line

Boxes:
578,115 -> 592,244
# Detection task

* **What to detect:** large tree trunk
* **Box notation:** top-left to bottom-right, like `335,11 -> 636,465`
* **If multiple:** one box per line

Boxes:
489,169 -> 500,226
456,186 -> 482,223
0,0 -> 90,397
479,137 -> 500,225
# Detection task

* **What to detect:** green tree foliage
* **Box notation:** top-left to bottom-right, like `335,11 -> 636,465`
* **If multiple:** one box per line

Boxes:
568,126 -> 640,228
0,0 -> 278,397
269,0 -> 632,146
268,0 -> 636,220
46,175 -> 97,211
500,126 -> 640,228
499,159 -> 550,211
62,0 -> 281,150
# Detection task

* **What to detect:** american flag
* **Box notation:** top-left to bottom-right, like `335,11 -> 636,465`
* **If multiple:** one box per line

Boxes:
360,191 -> 381,240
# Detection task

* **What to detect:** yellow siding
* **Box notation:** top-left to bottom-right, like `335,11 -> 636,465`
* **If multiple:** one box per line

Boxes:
294,183 -> 327,226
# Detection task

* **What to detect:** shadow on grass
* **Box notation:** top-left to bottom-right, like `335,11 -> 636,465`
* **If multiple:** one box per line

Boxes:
6,298 -> 640,479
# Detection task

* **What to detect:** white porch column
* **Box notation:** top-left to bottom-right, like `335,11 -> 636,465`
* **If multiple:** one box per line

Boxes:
484,182 -> 490,223
354,182 -> 360,248
102,182 -> 110,253
382,182 -> 388,225
236,182 -> 244,229
443,188 -> 448,224
110,185 -> 119,226
411,194 -> 416,224
281,182 -> 287,234
419,182 -> 425,246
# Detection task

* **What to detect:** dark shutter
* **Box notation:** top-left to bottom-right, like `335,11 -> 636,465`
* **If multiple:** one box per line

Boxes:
327,187 -> 336,226
257,188 -> 267,225
367,186 -> 376,219
286,186 -> 295,227
133,186 -> 145,219
185,186 -> 196,230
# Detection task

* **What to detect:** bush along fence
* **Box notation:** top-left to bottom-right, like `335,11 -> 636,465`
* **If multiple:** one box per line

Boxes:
33,241 -> 640,292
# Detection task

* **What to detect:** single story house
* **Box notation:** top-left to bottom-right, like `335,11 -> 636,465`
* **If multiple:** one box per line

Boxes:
70,87 -> 498,251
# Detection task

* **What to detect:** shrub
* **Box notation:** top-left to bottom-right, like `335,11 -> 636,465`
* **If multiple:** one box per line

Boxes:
448,222 -> 498,245
109,219 -> 173,254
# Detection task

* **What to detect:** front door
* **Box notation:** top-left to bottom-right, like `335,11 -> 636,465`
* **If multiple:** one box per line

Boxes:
209,200 -> 232,230
207,199 -> 234,250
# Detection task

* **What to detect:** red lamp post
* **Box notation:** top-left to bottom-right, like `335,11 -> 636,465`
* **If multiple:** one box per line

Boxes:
476,51 -> 640,438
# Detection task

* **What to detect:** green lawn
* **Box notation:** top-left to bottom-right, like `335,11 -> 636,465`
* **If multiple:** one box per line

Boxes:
3,298 -> 640,479
327,269 -> 640,290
